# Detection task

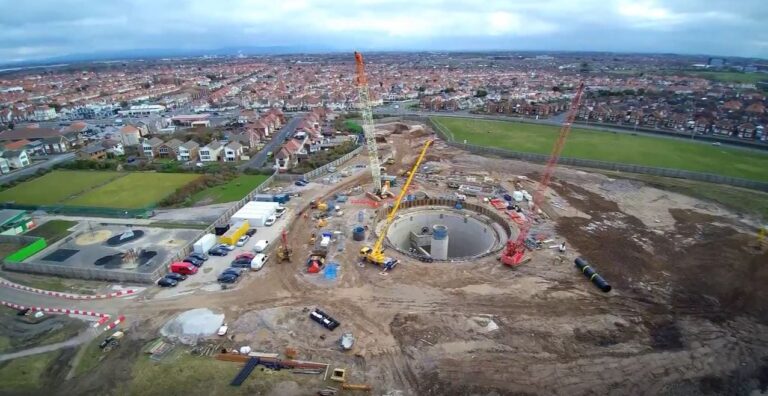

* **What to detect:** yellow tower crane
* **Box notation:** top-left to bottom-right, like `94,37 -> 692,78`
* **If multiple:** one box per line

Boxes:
360,139 -> 433,270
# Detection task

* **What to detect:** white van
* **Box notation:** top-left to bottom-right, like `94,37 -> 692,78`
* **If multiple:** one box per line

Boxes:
253,240 -> 269,253
250,253 -> 268,271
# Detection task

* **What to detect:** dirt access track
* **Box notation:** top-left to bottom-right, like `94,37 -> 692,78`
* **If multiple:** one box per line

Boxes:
58,123 -> 768,396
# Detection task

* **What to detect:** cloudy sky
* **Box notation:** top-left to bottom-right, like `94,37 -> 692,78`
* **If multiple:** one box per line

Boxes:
2,0 -> 767,63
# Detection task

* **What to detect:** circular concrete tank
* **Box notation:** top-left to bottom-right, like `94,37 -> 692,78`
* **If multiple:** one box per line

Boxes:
385,207 -> 510,261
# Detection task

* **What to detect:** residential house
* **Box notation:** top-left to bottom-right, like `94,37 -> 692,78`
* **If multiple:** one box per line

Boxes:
119,125 -> 142,146
737,123 -> 756,139
101,139 -> 124,156
77,143 -> 107,161
1,150 -> 29,169
41,135 -> 69,154
157,138 -> 183,159
224,142 -> 244,162
177,140 -> 199,162
141,137 -> 164,159
198,141 -> 223,162
275,139 -> 303,171
3,140 -> 32,156
32,106 -> 57,121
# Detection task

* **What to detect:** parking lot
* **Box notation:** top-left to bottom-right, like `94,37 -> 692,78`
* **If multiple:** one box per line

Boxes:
154,200 -> 298,298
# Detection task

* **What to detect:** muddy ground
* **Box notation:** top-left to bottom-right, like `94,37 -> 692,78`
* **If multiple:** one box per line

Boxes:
28,123 -> 768,396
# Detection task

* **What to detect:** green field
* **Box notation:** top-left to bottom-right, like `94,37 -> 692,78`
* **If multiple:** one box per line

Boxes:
0,171 -> 201,209
681,71 -> 767,84
0,171 -> 121,205
0,351 -> 59,392
25,220 -> 77,244
432,117 -> 768,182
68,173 -> 200,209
190,174 -> 269,204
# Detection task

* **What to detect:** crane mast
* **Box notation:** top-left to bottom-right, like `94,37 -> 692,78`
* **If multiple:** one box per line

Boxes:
502,82 -> 585,266
354,51 -> 382,193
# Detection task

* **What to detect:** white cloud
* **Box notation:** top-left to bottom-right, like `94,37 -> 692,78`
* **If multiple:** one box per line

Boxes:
0,0 -> 766,62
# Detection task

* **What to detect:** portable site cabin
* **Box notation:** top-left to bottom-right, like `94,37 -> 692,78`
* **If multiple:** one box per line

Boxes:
219,220 -> 250,245
231,201 -> 279,227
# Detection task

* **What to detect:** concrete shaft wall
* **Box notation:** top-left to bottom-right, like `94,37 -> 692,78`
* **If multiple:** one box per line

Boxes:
388,209 -> 501,259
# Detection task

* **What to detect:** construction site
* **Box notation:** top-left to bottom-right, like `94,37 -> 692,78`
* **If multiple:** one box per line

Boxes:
3,53 -> 768,396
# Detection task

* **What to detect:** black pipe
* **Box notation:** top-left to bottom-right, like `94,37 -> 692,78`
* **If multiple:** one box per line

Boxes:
574,257 -> 612,292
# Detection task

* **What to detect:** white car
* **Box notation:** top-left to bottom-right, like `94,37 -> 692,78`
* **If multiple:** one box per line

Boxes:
264,215 -> 277,226
275,207 -> 287,218
250,253 -> 268,271
253,240 -> 269,253
217,323 -> 228,336
236,235 -> 250,247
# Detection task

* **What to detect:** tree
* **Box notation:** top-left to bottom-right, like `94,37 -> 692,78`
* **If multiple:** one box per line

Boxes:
475,89 -> 488,98
142,82 -> 151,89
119,100 -> 129,108
443,87 -> 456,93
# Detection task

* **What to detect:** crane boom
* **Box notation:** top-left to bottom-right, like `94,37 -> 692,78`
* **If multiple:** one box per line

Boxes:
361,139 -> 433,270
372,139 -> 433,254
501,82 -> 585,266
354,51 -> 382,193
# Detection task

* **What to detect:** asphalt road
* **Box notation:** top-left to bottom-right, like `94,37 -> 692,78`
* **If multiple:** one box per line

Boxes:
0,153 -> 75,185
0,284 -> 132,315
240,114 -> 304,170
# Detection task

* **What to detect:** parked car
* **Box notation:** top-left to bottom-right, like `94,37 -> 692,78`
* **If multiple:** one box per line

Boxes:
253,240 -> 269,252
245,228 -> 257,237
183,256 -> 204,267
231,257 -> 252,268
188,252 -> 208,261
217,243 -> 235,251
157,278 -> 178,287
328,166 -> 337,173
275,207 -> 287,218
236,235 -> 250,247
217,323 -> 228,336
222,267 -> 244,277
251,253 -> 268,271
294,179 -> 308,186
164,273 -> 187,282
208,247 -> 228,256
264,215 -> 277,227
218,273 -> 238,284
170,262 -> 198,275
236,252 -> 255,260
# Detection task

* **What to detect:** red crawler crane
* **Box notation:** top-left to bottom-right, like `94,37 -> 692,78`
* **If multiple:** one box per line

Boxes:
501,82 -> 586,267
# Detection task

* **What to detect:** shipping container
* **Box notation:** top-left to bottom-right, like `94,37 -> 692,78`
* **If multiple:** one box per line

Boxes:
214,224 -> 230,236
219,220 -> 250,246
193,234 -> 216,254
252,194 -> 274,202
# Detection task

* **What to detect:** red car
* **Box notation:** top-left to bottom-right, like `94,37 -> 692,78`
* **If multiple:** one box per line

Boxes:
170,262 -> 198,275
236,252 -> 255,260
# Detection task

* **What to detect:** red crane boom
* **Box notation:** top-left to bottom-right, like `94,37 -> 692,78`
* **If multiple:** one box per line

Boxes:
501,82 -> 586,266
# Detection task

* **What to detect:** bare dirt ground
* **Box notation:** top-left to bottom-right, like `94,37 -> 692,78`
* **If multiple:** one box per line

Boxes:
43,124 -> 768,396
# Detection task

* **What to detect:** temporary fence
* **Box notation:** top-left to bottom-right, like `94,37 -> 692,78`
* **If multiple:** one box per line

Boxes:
300,146 -> 365,181
418,116 -> 768,192
0,202 -> 155,219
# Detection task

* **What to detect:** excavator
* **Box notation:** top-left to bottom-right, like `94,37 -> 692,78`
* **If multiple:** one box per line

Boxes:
360,139 -> 432,270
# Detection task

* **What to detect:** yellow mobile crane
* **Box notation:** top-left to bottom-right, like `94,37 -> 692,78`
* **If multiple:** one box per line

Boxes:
360,139 -> 433,270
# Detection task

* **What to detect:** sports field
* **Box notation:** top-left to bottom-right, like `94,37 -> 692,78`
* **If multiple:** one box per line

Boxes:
0,171 -> 200,209
190,174 -> 269,204
432,117 -> 768,183
0,171 -> 121,205
68,173 -> 200,208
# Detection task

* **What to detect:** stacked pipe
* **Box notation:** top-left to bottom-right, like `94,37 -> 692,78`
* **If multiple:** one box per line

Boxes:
574,258 -> 612,292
